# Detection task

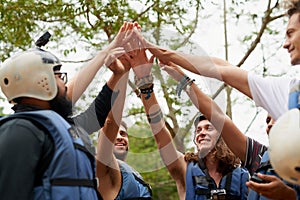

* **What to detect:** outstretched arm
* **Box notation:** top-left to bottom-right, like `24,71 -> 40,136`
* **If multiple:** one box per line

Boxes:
71,22 -> 134,134
133,29 -> 252,98
67,21 -> 134,103
131,47 -> 186,200
161,62 -> 247,162
96,58 -> 129,199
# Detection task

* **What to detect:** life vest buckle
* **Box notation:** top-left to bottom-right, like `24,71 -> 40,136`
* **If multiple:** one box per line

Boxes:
210,189 -> 226,200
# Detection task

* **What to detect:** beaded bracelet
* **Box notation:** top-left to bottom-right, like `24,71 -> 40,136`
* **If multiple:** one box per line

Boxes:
176,75 -> 195,97
134,74 -> 154,89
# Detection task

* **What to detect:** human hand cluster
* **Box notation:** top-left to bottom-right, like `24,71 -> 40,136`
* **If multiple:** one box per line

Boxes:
104,21 -> 184,88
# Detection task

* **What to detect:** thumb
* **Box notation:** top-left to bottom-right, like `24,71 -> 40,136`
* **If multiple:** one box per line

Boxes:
160,63 -> 170,71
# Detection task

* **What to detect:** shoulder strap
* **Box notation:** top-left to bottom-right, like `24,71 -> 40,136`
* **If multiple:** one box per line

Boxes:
197,159 -> 242,200
197,158 -> 216,189
132,173 -> 153,197
225,171 -> 232,192
194,159 -> 216,197
223,171 -> 241,200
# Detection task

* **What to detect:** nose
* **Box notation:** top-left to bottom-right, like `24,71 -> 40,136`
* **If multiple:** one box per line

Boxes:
283,38 -> 290,50
195,129 -> 206,141
266,124 -> 273,135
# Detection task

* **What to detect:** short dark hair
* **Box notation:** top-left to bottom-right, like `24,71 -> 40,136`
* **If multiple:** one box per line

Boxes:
286,1 -> 300,18
120,120 -> 128,131
193,114 -> 207,128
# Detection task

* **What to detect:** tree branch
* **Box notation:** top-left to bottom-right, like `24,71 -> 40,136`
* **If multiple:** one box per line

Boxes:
175,0 -> 201,49
237,0 -> 282,67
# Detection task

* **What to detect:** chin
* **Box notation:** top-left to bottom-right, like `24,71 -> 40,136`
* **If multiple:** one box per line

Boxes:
291,57 -> 300,65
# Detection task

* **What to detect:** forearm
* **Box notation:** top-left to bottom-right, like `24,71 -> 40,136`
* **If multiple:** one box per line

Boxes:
162,50 -> 252,98
140,92 -> 184,170
106,72 -> 125,92
97,72 -> 128,158
94,83 -> 114,128
140,92 -> 172,148
187,82 -> 247,160
67,49 -> 109,103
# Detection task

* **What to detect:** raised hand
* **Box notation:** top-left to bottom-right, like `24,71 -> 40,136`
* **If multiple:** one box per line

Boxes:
160,62 -> 185,82
104,47 -> 126,69
107,21 -> 134,51
132,27 -> 173,64
131,49 -> 154,79
107,58 -> 126,75
126,23 -> 155,78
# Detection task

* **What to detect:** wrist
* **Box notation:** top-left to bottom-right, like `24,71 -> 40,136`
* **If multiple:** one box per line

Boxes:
140,84 -> 154,100
176,74 -> 195,97
134,74 -> 154,89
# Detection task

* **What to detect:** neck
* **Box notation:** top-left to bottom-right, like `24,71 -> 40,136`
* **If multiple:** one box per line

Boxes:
205,153 -> 222,187
19,98 -> 51,109
205,153 -> 219,172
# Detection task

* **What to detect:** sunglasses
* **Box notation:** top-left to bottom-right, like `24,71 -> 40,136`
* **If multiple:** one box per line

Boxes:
54,72 -> 68,84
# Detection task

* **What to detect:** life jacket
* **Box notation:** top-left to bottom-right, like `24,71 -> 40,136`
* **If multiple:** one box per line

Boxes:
185,159 -> 249,200
248,151 -> 300,200
288,80 -> 300,110
115,160 -> 152,200
0,110 -> 100,200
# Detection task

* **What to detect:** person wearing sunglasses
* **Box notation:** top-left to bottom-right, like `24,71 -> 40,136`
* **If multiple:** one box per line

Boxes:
0,22 -> 132,200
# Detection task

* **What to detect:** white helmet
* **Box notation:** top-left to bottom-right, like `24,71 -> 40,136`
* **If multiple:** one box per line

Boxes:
0,48 -> 61,101
269,108 -> 300,185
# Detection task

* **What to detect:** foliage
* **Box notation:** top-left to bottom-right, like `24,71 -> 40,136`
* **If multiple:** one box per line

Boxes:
126,124 -> 179,199
0,0 -> 289,198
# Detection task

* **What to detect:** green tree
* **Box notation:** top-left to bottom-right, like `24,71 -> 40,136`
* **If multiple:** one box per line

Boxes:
0,0 -> 289,199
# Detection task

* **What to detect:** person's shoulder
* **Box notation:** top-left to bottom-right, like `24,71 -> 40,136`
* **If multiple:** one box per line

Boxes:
1,117 -> 37,129
249,72 -> 292,82
0,117 -> 49,141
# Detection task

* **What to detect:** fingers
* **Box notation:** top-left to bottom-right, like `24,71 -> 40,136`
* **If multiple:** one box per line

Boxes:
149,55 -> 155,64
105,47 -> 125,65
257,173 -> 277,182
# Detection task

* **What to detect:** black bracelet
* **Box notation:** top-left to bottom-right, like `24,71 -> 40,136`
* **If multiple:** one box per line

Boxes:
147,110 -> 163,123
140,84 -> 154,100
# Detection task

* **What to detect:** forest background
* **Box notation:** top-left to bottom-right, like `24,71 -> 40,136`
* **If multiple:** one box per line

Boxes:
1,0 -> 300,199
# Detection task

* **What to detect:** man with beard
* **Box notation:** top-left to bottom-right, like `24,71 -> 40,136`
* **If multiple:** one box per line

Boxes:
0,28 -> 130,199
0,21 -> 135,200
0,48 -> 98,199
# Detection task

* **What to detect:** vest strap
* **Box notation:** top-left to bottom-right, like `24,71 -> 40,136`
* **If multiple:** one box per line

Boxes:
195,188 -> 211,195
132,173 -> 153,196
225,171 -> 233,193
50,178 -> 98,188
